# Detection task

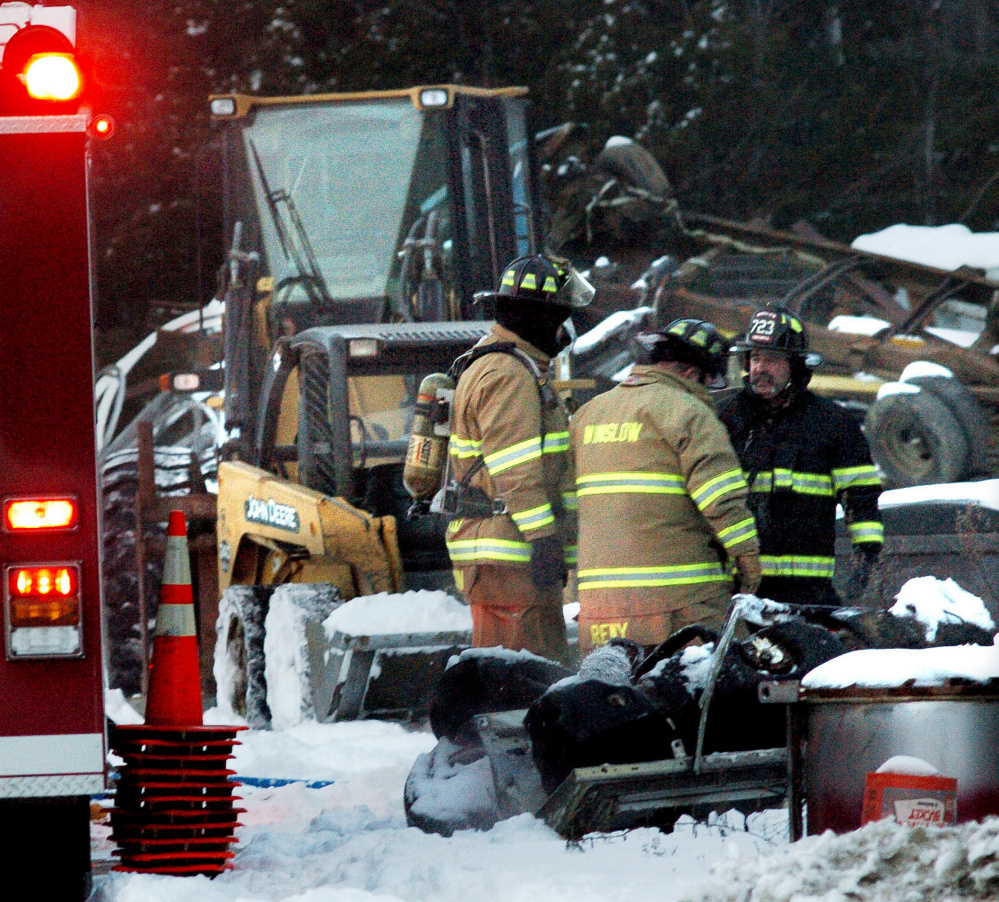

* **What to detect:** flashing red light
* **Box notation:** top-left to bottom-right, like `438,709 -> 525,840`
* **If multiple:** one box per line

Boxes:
8,564 -> 81,627
4,497 -> 79,531
89,113 -> 116,139
22,52 -> 81,101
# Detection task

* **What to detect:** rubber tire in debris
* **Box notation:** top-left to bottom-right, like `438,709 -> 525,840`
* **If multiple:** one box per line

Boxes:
906,375 -> 991,479
865,388 -> 969,489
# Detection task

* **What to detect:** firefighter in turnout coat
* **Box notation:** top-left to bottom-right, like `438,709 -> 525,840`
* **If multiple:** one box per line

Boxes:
571,318 -> 761,653
444,254 -> 595,663
719,307 -> 883,607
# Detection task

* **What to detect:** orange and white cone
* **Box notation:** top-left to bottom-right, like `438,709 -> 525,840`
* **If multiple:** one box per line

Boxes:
145,510 -> 203,726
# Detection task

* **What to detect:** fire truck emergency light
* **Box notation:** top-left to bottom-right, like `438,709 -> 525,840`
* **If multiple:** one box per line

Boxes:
4,496 -> 79,530
5,562 -> 83,658
21,50 -> 79,99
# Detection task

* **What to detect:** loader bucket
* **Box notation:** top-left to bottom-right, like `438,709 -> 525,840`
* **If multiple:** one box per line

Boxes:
260,588 -> 472,726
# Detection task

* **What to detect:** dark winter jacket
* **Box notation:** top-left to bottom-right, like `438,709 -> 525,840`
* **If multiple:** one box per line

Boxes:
718,387 -> 882,605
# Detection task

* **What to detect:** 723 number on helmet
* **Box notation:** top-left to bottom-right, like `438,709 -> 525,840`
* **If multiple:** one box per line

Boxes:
748,310 -> 778,343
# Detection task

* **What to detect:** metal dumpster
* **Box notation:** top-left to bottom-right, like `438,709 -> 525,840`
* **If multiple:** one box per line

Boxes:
796,680 -> 999,835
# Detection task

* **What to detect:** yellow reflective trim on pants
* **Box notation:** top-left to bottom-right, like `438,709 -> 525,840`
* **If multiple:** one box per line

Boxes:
446,537 -> 531,564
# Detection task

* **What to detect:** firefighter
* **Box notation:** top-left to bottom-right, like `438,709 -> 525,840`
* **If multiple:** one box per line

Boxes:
444,254 -> 594,664
719,307 -> 883,607
571,318 -> 761,653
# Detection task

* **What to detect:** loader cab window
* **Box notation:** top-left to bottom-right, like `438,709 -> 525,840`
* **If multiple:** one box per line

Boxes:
241,99 -> 453,309
348,374 -> 417,466
504,99 -> 534,257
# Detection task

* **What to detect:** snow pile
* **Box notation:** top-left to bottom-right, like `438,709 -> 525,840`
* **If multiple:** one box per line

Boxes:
890,576 -> 995,642
803,642 -> 999,690
322,590 -> 472,638
852,223 -> 999,279
681,816 -> 999,902
880,478 -> 999,512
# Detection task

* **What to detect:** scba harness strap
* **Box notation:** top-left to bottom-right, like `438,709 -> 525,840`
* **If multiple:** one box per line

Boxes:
432,342 -> 560,519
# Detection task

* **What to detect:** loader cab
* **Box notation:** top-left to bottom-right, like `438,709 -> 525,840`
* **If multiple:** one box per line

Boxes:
216,320 -> 491,596
211,85 -> 541,331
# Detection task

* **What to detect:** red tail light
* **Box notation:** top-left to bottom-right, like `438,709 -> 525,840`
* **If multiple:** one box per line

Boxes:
5,562 -> 83,657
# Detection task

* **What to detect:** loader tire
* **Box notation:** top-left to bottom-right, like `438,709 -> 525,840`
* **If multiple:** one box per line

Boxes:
99,448 -> 165,696
214,585 -> 276,728
865,388 -> 969,489
907,375 -> 991,479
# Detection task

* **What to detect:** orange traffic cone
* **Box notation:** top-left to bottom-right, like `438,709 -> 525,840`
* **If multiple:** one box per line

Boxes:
145,510 -> 203,726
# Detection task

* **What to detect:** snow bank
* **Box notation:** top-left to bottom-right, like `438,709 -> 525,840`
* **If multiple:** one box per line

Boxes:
322,590 -> 472,639
879,478 -> 999,511
889,576 -> 994,641
852,223 -> 999,278
681,816 -> 999,902
802,643 -> 999,690
801,577 -> 998,689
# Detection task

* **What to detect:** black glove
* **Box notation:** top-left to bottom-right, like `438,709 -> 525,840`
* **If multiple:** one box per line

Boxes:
530,535 -> 567,590
847,546 -> 880,599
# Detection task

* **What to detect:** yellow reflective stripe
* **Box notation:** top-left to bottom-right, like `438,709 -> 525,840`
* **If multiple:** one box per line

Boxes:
773,468 -> 793,490
691,468 -> 748,510
833,465 -> 881,491
717,517 -> 758,550
564,544 -> 578,566
749,470 -> 834,497
760,555 -> 835,578
562,490 -> 578,511
577,471 -> 686,496
849,521 -> 884,543
510,503 -> 556,532
484,436 -> 543,475
543,431 -> 570,454
449,436 -> 483,459
791,473 -> 835,496
578,562 -> 729,590
446,537 -> 531,564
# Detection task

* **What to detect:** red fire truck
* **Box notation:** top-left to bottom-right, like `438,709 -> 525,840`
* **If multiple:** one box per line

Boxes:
0,5 -> 110,896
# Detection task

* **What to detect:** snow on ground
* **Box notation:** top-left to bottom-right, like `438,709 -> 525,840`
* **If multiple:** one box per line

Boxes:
682,816 -> 999,902
92,574 -> 999,901
90,708 -> 789,902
